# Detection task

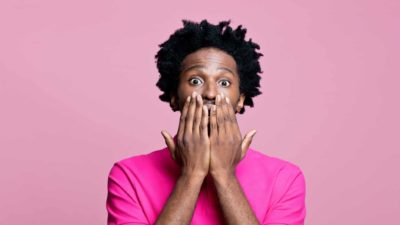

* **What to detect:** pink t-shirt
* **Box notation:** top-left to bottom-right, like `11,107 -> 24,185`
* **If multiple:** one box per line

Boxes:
106,147 -> 306,225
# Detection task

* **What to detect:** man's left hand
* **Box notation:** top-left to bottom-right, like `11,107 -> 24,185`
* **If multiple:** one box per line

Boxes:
209,93 -> 257,179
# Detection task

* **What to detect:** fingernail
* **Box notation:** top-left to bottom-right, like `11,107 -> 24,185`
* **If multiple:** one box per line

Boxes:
187,96 -> 191,102
192,92 -> 197,98
203,105 -> 209,115
226,97 -> 230,103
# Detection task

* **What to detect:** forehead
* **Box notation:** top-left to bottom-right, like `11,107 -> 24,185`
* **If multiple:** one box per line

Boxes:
180,47 -> 237,72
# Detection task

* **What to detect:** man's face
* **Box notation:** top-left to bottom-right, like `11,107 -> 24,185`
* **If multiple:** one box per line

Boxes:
171,47 -> 245,114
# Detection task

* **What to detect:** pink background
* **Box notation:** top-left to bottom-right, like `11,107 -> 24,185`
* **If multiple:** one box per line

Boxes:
1,0 -> 399,224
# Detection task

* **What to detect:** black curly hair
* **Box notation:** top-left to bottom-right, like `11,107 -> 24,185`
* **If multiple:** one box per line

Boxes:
155,19 -> 263,114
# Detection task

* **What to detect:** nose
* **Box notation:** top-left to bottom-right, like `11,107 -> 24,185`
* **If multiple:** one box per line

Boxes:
201,82 -> 218,102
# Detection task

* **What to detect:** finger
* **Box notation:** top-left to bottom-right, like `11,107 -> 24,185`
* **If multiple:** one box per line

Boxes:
216,94 -> 225,135
161,130 -> 176,160
200,105 -> 209,138
178,96 -> 191,141
193,94 -> 203,135
221,94 -> 231,136
225,96 -> 241,136
241,130 -> 257,159
185,92 -> 197,135
210,105 -> 218,140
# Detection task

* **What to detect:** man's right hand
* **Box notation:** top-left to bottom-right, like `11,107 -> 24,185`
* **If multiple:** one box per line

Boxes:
161,91 -> 210,179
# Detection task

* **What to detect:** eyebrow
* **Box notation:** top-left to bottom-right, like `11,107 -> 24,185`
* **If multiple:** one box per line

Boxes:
181,65 -> 236,76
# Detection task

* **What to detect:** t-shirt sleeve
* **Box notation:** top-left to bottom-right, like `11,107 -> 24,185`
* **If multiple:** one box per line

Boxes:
106,163 -> 149,225
263,164 -> 306,225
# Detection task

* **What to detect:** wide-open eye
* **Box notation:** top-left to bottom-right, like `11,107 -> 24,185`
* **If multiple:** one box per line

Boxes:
189,77 -> 203,86
218,79 -> 231,87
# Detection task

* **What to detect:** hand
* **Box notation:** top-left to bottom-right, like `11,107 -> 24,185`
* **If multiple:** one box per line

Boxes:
209,93 -> 256,179
161,92 -> 210,178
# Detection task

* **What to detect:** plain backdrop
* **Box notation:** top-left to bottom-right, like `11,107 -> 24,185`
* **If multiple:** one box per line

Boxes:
1,0 -> 399,224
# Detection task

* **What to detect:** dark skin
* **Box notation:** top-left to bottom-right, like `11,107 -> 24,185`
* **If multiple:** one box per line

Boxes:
157,47 -> 259,225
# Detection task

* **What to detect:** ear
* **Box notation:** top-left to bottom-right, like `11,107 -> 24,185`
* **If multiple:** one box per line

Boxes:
170,94 -> 179,112
235,93 -> 246,113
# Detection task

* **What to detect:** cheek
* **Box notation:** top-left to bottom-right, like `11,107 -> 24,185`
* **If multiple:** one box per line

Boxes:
223,88 -> 240,100
176,90 -> 193,109
220,93 -> 236,107
226,89 -> 242,106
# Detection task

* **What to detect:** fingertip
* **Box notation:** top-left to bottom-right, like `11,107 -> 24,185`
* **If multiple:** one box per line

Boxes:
196,93 -> 202,103
182,96 -> 190,112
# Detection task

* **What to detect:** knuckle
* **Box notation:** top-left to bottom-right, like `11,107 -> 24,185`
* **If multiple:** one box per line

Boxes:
224,114 -> 230,121
235,135 -> 241,141
180,115 -> 186,123
177,134 -> 183,142
196,112 -> 202,119
182,135 -> 190,145
186,113 -> 193,122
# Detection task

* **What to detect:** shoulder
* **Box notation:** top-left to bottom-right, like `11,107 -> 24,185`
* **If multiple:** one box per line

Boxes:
243,148 -> 305,192
115,147 -> 171,169
249,149 -> 307,224
245,148 -> 306,203
243,148 -> 304,176
248,148 -> 306,200
107,147 -> 178,183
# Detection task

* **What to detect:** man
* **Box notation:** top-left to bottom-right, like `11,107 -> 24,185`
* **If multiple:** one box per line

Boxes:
107,19 -> 306,225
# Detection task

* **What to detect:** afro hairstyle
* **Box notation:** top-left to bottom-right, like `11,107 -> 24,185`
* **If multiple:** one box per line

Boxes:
155,19 -> 263,114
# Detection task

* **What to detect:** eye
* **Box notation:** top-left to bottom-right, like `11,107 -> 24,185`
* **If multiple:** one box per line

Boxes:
188,77 -> 203,86
218,79 -> 231,87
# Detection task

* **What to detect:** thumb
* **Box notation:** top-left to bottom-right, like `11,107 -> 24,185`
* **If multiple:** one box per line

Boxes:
161,130 -> 176,160
241,130 -> 256,159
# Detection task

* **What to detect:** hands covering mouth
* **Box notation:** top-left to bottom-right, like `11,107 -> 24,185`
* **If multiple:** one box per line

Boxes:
161,91 -> 257,179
